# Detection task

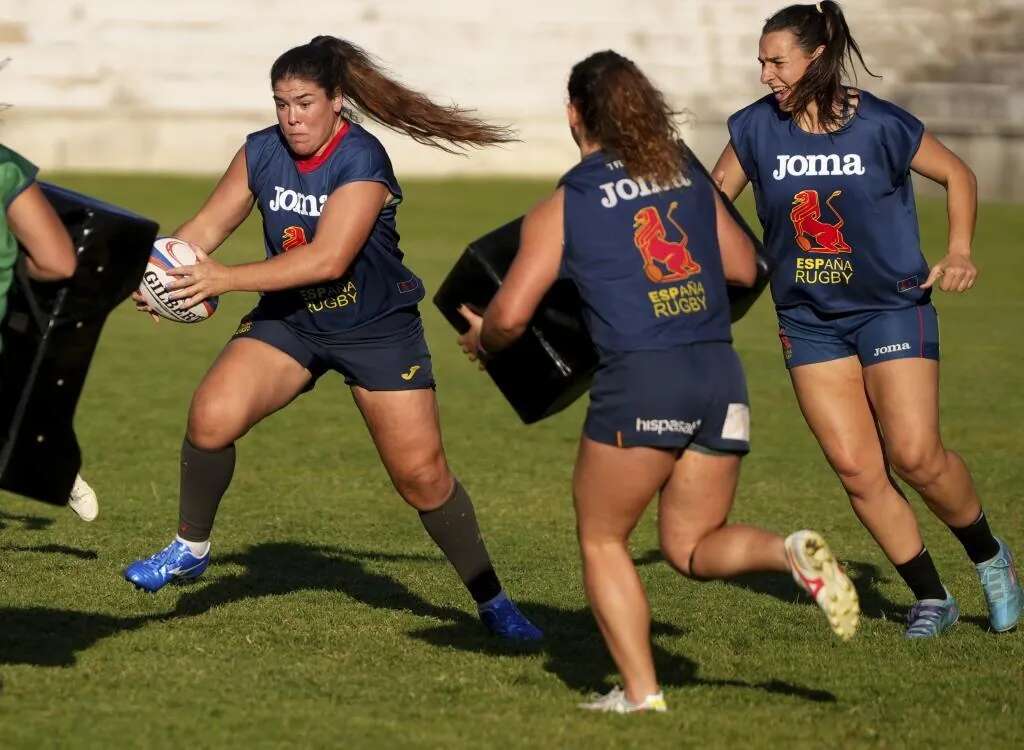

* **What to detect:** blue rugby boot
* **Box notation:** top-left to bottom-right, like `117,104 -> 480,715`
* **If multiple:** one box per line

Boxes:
479,592 -> 543,641
976,538 -> 1022,632
124,539 -> 210,593
905,590 -> 959,638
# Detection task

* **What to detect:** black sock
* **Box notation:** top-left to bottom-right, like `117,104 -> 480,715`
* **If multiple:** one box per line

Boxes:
894,548 -> 946,601
949,510 -> 1000,565
177,438 -> 236,542
418,478 -> 502,604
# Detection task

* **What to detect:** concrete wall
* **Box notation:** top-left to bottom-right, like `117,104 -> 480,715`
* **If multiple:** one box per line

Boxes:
0,0 -> 1021,199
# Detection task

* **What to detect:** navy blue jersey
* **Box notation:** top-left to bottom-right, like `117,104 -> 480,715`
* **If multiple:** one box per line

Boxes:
728,90 -> 928,314
558,151 -> 732,354
245,121 -> 424,333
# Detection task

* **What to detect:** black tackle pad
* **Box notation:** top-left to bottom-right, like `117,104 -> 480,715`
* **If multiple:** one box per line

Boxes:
434,217 -> 599,424
0,183 -> 158,505
433,154 -> 773,425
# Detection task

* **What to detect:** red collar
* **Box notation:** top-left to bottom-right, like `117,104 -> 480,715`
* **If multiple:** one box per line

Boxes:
294,120 -> 350,174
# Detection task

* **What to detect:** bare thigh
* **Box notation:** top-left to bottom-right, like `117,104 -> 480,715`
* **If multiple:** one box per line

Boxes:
187,338 -> 312,450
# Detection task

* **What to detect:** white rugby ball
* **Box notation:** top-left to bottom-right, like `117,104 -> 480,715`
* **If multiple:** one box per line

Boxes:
138,237 -> 219,323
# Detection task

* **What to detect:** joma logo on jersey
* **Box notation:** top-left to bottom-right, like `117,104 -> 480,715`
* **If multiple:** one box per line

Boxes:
874,342 -> 910,357
772,154 -> 865,180
269,186 -> 328,216
599,172 -> 692,209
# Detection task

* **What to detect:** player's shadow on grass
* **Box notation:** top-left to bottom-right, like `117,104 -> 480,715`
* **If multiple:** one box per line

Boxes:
408,604 -> 836,704
634,551 -> 990,630
169,541 -> 470,625
0,510 -> 56,531
3,544 -> 99,560
0,609 -> 157,667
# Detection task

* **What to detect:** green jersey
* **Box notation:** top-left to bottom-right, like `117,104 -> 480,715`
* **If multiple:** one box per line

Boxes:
0,144 -> 39,351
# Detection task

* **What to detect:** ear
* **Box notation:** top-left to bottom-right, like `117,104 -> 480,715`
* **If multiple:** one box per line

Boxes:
810,44 -> 826,62
333,92 -> 344,115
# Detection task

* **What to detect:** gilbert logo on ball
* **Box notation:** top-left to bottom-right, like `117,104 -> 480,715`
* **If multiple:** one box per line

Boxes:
138,237 -> 219,323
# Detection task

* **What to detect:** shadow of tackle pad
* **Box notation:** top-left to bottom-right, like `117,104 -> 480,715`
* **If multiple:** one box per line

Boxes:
0,183 -> 158,505
433,217 -> 599,424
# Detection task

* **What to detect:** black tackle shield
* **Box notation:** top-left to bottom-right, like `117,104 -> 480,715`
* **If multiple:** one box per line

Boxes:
0,183 -> 158,505
433,154 -> 773,425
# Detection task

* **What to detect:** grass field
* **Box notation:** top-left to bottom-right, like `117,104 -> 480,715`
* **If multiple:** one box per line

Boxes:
1,173 -> 1022,749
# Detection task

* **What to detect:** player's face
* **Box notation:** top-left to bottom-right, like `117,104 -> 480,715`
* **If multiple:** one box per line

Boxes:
758,31 -> 823,109
273,77 -> 344,157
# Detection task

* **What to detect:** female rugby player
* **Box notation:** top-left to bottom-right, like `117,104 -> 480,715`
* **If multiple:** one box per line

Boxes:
712,1 -> 1021,637
122,36 -> 541,641
457,50 -> 859,713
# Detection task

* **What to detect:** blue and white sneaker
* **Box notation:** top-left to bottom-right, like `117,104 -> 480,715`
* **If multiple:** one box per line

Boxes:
976,538 -> 1022,632
905,590 -> 959,638
123,539 -> 210,593
478,592 -> 543,641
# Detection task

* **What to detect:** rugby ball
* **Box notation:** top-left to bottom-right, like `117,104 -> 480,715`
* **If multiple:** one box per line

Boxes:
138,237 -> 219,323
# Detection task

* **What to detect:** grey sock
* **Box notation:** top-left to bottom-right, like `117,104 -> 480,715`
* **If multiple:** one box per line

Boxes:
177,438 -> 236,542
418,478 -> 502,604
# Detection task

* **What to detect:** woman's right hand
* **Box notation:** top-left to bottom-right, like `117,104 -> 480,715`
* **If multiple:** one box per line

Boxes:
132,290 -> 160,323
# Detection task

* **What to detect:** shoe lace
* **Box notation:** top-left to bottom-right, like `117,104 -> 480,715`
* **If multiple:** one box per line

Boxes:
906,602 -> 944,632
144,542 -> 179,568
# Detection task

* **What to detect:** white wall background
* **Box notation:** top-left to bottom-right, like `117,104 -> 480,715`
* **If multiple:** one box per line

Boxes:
0,0 -> 1021,198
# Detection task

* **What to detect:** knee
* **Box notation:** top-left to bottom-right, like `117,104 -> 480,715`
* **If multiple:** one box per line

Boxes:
659,537 -> 699,578
890,443 -> 946,488
393,454 -> 452,511
828,453 -> 890,503
187,393 -> 247,451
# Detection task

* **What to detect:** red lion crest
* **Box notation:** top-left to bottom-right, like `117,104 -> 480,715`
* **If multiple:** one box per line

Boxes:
632,202 -> 702,283
282,225 -> 308,251
790,189 -> 851,254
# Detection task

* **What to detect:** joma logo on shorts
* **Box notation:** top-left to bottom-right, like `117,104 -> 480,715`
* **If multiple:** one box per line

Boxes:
635,418 -> 701,435
772,154 -> 865,180
874,342 -> 910,357
268,186 -> 328,216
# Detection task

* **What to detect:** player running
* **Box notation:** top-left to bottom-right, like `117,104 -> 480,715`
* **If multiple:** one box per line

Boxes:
123,36 -> 541,641
457,50 -> 859,714
712,1 -> 1021,637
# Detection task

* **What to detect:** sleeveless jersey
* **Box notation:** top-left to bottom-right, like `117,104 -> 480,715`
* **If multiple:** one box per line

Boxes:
728,90 -> 928,314
558,150 -> 732,354
245,121 -> 424,334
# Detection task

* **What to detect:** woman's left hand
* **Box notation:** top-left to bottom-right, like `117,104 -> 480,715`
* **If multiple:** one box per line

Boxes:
921,253 -> 978,293
457,304 -> 487,370
166,247 -> 234,307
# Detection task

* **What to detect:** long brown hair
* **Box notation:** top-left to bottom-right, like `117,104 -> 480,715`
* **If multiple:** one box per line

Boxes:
763,1 -> 879,131
271,36 -> 515,153
568,51 -> 685,187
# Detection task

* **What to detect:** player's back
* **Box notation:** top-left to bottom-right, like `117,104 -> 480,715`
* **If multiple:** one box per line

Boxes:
559,151 -> 731,355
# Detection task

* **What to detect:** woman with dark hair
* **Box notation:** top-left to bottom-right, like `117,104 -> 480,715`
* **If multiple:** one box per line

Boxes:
122,36 -> 541,641
712,1 -> 1021,637
457,50 -> 859,714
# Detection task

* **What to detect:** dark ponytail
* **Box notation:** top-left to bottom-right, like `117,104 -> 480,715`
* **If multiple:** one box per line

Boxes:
568,51 -> 685,187
270,36 -> 515,153
763,1 -> 878,131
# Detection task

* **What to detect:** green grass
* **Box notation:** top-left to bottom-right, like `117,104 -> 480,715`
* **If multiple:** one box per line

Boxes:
1,174 -> 1022,749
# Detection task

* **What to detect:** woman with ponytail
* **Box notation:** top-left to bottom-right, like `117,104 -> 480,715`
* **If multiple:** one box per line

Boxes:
458,50 -> 859,713
121,36 -> 541,641
713,1 -> 1021,638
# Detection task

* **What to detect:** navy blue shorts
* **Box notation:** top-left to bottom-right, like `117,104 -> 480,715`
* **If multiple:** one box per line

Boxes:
585,342 -> 751,454
231,306 -> 435,391
777,303 -> 940,370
